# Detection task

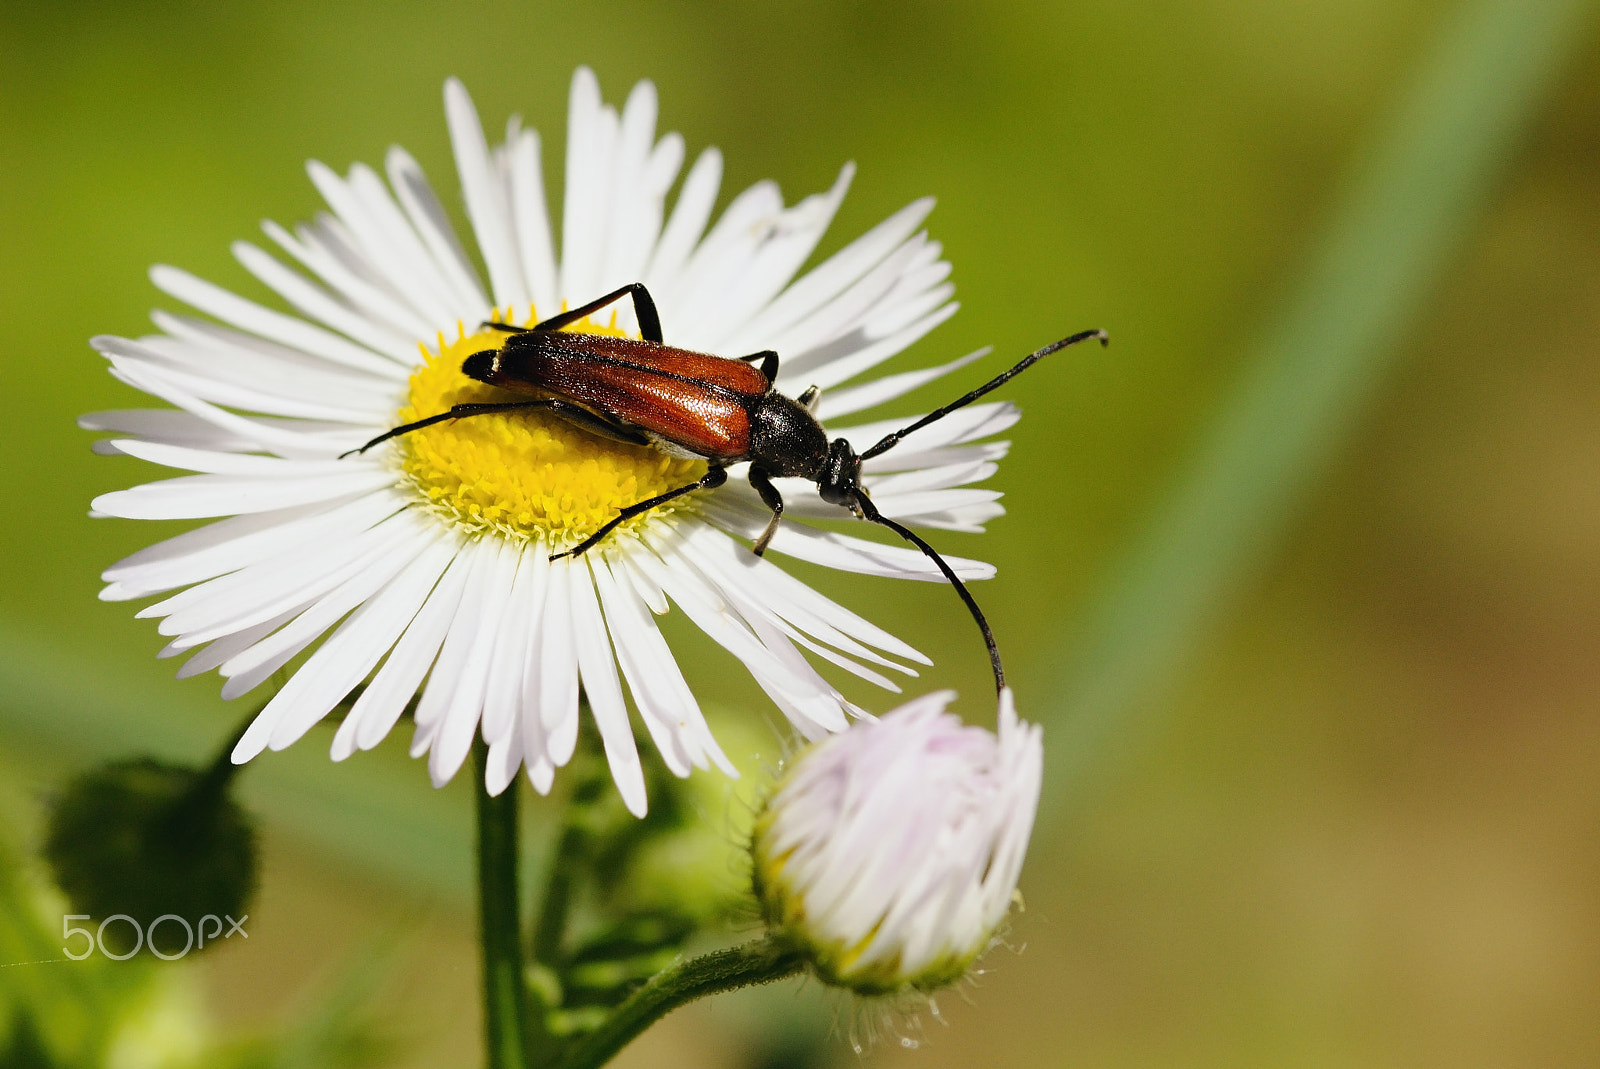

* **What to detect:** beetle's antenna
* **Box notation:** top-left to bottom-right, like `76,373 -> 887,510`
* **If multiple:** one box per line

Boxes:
860,329 -> 1107,461
852,492 -> 1005,695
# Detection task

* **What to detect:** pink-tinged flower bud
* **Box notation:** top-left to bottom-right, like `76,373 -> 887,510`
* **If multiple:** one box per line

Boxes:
752,689 -> 1042,995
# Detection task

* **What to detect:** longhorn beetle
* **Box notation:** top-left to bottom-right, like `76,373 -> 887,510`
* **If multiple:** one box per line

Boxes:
348,282 -> 1106,693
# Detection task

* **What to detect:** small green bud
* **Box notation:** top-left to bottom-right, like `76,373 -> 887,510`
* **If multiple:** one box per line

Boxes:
43,757 -> 257,956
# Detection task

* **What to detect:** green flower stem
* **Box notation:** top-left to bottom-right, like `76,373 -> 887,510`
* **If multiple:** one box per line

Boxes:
475,740 -> 543,1069
555,938 -> 804,1069
162,702 -> 258,837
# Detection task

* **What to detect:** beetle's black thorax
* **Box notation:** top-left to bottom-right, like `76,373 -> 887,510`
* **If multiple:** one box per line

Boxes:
747,393 -> 830,478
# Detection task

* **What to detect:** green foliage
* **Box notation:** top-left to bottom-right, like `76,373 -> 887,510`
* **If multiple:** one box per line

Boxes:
527,725 -> 754,1040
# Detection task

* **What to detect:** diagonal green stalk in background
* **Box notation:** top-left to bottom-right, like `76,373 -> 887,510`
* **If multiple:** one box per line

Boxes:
1043,0 -> 1596,815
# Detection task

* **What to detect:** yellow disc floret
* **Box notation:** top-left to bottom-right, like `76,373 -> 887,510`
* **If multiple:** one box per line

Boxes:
397,313 -> 707,548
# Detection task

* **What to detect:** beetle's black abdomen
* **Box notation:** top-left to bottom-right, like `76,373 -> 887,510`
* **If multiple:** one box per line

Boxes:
747,394 -> 830,479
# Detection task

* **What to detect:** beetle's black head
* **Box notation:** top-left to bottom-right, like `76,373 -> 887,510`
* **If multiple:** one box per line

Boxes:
817,437 -> 862,508
462,349 -> 499,384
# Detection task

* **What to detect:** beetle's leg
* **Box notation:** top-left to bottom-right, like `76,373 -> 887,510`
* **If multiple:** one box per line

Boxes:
737,350 -> 780,385
342,401 -> 550,456
747,466 -> 785,556
340,399 -> 649,457
530,282 -> 664,344
535,400 -> 651,446
552,466 -> 729,561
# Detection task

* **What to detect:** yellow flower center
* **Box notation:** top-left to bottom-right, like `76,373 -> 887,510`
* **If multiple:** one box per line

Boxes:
397,313 -> 707,548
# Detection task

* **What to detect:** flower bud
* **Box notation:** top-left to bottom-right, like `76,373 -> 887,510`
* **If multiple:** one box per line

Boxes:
751,689 -> 1042,995
43,757 -> 258,955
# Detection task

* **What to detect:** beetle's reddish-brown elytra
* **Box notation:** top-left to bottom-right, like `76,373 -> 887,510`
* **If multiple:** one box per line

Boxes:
348,281 -> 1106,692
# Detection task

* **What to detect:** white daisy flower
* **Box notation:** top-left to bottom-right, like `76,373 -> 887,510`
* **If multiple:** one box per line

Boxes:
84,69 -> 1018,816
752,688 -> 1042,994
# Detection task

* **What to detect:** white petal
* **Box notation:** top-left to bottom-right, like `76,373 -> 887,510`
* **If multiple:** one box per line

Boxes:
386,145 -> 491,315
645,147 -> 721,296
102,341 -> 386,424
517,546 -> 555,785
232,241 -> 419,364
222,516 -> 438,687
869,488 -> 1002,520
741,197 -> 934,349
304,161 -> 459,328
411,540 -> 497,741
797,301 -> 958,394
559,67 -> 618,306
902,503 -> 1008,533
342,542 -> 473,753
527,754 -> 556,795
862,440 -> 1010,475
571,557 -> 647,816
82,409 -> 264,455
867,459 -> 999,498
698,498 -> 994,581
666,179 -> 784,348
833,401 -> 1021,463
92,467 -> 397,521
674,526 -> 905,690
506,126 -> 559,319
480,543 -> 537,747
483,699 -> 525,797
154,510 -> 418,645
594,79 -> 661,316
150,265 -> 402,379
607,130 -> 682,302
98,330 -> 393,414
427,538 -> 520,787
700,162 -> 855,352
175,610 -> 296,681
105,439 -> 357,478
677,526 -> 926,668
291,535 -> 458,760
349,161 -> 478,324
769,235 -> 943,377
140,314 -> 399,405
591,553 -> 697,777
634,532 -> 846,737
261,218 -> 436,342
96,355 -> 376,459
814,347 -> 988,422
243,548 -> 426,758
446,78 -> 528,309
103,490 -> 402,598
723,464 -> 1002,526
538,557 -> 581,766
619,546 -> 671,615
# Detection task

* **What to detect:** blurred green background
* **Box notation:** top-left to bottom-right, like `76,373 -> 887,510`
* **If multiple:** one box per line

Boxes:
4,0 -> 1600,1065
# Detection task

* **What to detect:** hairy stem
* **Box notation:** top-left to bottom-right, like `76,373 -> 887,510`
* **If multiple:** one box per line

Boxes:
555,938 -> 804,1069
